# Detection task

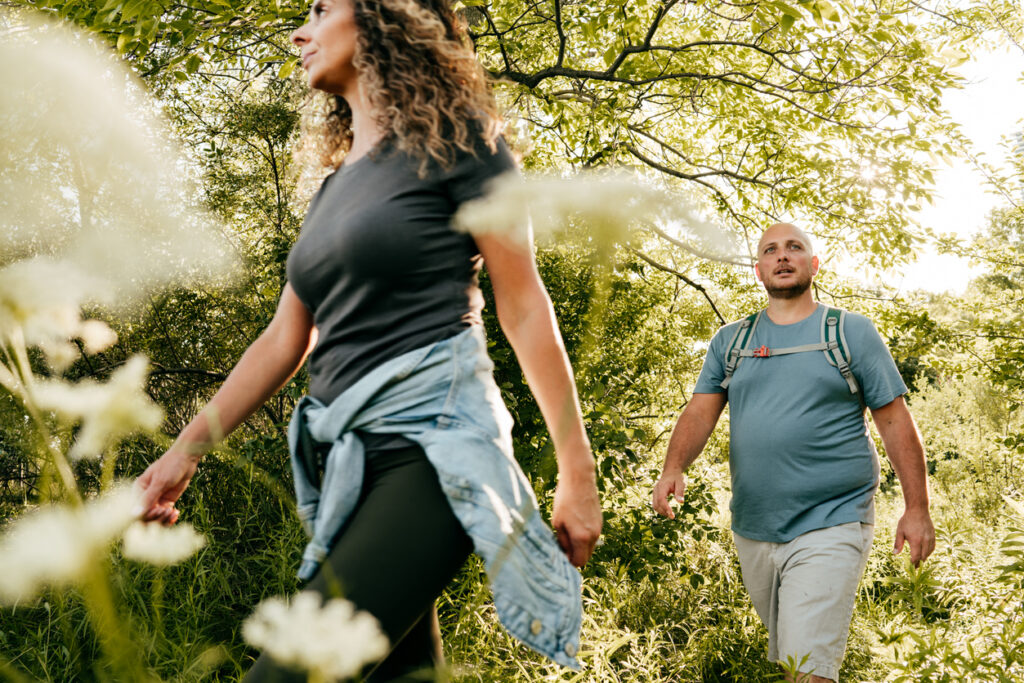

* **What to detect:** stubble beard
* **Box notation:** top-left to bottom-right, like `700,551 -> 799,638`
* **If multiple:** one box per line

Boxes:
765,272 -> 812,300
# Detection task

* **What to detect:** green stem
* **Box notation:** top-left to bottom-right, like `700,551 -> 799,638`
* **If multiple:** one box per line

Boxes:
81,562 -> 145,681
0,654 -> 31,683
0,335 -> 82,505
100,446 -> 118,491
152,571 -> 164,636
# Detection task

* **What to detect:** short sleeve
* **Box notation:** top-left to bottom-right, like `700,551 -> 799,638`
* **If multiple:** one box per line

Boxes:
692,325 -> 732,394
847,314 -> 908,409
444,136 -> 518,207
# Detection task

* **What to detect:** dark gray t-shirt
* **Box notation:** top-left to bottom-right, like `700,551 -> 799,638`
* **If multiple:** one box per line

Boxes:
286,136 -> 516,405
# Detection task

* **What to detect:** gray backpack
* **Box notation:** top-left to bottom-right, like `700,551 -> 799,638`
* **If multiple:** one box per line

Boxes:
719,307 -> 859,394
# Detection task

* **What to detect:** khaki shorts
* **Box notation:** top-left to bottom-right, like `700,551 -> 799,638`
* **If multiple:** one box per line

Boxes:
733,522 -> 874,681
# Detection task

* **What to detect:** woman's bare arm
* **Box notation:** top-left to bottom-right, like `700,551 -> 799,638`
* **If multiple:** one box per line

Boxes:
135,284 -> 316,522
475,231 -> 602,568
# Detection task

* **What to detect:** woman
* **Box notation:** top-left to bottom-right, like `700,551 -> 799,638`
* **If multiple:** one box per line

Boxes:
135,0 -> 602,680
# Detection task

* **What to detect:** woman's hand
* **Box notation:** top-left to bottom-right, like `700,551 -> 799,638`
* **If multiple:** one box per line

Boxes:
134,449 -> 200,524
551,460 -> 602,568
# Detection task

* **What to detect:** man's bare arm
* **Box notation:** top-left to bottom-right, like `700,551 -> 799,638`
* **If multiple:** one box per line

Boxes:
651,392 -> 727,519
870,396 -> 935,565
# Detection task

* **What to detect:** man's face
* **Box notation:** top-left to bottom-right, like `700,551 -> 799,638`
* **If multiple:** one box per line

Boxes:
754,224 -> 818,300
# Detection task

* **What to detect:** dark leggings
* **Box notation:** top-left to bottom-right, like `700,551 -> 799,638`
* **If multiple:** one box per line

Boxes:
245,439 -> 474,682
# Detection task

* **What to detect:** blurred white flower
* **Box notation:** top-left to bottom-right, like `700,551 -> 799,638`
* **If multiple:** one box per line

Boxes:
0,485 -> 138,603
243,592 -> 389,681
0,258 -> 117,371
32,355 -> 163,459
0,13 -> 237,303
0,259 -> 118,379
78,319 -> 119,355
454,171 -> 742,263
122,521 -> 206,566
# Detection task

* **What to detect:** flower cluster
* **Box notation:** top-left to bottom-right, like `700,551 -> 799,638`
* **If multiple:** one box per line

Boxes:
0,16 -> 237,302
453,171 -> 741,263
0,486 -> 137,604
122,520 -> 206,566
0,258 -> 116,376
32,355 -> 164,460
243,592 -> 389,681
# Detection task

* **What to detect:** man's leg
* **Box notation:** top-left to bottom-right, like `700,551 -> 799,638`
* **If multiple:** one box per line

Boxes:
732,533 -> 783,662
245,442 -> 474,682
774,522 -> 874,682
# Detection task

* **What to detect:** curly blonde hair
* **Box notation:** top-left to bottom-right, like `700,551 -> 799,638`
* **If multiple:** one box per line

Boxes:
306,0 -> 502,175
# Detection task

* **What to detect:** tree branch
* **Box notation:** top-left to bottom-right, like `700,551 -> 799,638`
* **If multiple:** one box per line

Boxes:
629,248 -> 727,324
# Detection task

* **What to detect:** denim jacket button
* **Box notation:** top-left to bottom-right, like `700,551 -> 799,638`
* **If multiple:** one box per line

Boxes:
530,619 -> 543,636
564,642 -> 577,657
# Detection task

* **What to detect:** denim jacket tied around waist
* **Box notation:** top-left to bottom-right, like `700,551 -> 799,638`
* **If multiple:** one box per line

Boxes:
288,326 -> 582,669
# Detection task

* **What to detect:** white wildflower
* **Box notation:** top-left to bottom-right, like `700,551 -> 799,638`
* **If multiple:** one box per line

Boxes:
0,257 -> 116,370
0,13 -> 237,304
122,521 -> 206,566
0,485 -> 138,603
78,319 -> 118,355
32,355 -> 163,459
243,592 -> 389,681
454,171 -> 742,263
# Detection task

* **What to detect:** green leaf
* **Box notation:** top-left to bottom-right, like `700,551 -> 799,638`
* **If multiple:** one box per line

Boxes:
277,56 -> 298,79
814,0 -> 840,21
773,0 -> 804,19
602,43 -> 619,68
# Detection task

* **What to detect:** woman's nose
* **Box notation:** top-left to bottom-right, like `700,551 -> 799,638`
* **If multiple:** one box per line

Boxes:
291,25 -> 309,47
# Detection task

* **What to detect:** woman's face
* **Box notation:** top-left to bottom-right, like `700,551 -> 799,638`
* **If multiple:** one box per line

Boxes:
291,0 -> 359,96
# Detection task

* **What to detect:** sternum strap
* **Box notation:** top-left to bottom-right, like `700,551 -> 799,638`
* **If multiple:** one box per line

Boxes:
736,341 -> 837,357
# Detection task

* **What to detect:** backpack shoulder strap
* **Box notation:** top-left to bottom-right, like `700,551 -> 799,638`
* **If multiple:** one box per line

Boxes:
720,311 -> 761,390
821,306 -> 859,394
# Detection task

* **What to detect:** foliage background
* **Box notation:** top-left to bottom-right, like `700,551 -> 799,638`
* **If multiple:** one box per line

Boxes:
1,0 -> 1023,680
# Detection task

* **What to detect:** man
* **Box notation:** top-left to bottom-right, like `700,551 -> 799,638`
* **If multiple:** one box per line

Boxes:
652,223 -> 935,682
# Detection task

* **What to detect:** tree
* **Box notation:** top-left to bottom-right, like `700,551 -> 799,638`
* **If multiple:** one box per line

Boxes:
22,0 -> 1002,313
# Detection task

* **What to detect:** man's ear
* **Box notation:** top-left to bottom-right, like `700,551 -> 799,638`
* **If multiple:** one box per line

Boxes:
754,262 -> 763,282
811,255 -> 820,277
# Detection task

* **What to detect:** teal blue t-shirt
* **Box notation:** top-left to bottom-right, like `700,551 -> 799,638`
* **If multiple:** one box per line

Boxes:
693,304 -> 907,542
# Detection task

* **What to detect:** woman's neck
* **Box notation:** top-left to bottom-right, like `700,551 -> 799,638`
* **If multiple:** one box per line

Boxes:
342,83 -> 385,164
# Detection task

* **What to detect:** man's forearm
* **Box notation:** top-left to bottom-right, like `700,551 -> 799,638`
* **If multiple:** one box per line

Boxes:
872,398 -> 929,510
884,434 -> 929,510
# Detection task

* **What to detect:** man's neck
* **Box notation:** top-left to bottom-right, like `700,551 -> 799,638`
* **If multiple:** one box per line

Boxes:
764,292 -> 818,325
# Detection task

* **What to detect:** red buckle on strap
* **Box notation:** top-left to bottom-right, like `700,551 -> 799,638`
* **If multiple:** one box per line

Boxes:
753,345 -> 771,357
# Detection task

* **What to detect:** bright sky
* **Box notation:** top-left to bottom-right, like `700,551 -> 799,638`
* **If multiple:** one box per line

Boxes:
875,47 -> 1024,294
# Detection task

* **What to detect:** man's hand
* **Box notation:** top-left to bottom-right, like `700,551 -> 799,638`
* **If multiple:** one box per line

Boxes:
133,449 -> 200,525
551,471 -> 602,568
651,470 -> 687,519
894,506 -> 935,566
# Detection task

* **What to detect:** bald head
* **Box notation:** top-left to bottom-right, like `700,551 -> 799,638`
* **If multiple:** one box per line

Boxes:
758,223 -> 814,256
